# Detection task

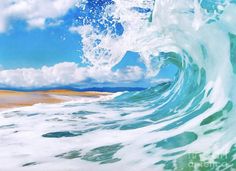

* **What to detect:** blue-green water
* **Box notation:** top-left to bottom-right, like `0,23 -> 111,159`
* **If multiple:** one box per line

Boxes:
1,0 -> 236,170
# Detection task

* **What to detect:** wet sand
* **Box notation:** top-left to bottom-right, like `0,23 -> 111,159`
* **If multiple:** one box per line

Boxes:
0,90 -> 110,110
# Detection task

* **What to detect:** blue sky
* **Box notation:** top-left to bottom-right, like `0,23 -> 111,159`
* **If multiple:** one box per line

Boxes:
0,22 -> 82,69
0,0 -> 118,70
0,0 -> 177,89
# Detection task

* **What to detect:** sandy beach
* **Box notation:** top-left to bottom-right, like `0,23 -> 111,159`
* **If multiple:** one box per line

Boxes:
0,90 -> 111,110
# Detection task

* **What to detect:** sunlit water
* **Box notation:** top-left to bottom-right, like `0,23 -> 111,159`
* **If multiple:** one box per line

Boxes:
1,0 -> 236,170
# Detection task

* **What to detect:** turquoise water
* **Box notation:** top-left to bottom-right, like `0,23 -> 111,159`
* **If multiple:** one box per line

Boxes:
1,0 -> 236,170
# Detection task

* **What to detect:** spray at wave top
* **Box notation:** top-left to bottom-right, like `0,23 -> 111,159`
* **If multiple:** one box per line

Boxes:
74,0 -> 235,79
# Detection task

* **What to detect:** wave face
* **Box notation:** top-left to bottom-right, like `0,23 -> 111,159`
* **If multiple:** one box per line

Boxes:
1,0 -> 236,170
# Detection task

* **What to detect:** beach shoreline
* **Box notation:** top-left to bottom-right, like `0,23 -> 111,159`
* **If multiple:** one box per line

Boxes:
0,90 -> 111,110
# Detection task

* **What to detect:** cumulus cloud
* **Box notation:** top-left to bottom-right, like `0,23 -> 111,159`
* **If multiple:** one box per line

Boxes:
0,0 -> 77,32
0,62 -> 144,88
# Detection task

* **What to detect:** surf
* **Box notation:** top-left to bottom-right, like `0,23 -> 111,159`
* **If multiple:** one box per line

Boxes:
1,0 -> 236,170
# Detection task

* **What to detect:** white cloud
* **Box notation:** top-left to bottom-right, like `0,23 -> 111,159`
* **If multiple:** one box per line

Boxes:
0,62 -> 144,88
0,0 -> 77,32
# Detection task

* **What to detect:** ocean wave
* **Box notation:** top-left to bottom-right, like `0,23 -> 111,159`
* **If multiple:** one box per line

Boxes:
1,0 -> 236,170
